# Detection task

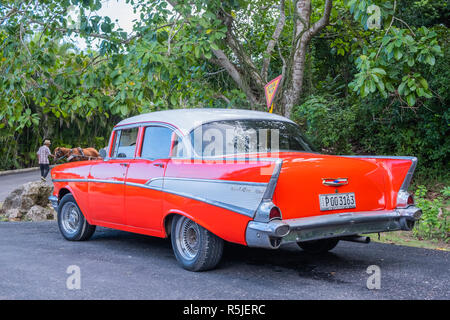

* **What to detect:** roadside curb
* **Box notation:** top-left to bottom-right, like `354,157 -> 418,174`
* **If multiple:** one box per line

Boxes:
0,165 -> 57,177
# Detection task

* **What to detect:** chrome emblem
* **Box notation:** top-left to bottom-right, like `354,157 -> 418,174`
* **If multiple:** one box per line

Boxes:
322,178 -> 348,187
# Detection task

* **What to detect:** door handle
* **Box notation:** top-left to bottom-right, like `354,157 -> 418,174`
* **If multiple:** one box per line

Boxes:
153,163 -> 165,168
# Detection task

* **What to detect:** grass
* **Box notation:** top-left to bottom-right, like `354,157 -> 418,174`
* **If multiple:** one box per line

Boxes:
367,231 -> 449,251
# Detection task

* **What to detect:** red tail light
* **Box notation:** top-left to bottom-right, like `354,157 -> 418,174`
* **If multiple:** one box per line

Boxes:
269,206 -> 281,220
407,195 -> 414,205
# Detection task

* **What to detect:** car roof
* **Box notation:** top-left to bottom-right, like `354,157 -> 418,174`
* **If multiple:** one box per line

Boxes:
115,108 -> 295,135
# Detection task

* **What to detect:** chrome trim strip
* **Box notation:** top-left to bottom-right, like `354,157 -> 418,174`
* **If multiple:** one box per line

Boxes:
147,176 -> 268,187
53,178 -> 125,185
399,157 -> 417,192
262,159 -> 283,200
125,181 -> 162,191
52,178 -> 88,183
252,159 -> 283,222
90,179 -> 125,185
343,155 -> 417,191
342,155 -> 417,160
170,156 -> 282,162
322,178 -> 348,187
48,195 -> 58,211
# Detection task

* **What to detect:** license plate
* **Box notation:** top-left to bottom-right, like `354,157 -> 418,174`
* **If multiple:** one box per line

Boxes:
319,192 -> 356,211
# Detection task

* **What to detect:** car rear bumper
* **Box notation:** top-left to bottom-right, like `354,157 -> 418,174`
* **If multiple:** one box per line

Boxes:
245,206 -> 422,249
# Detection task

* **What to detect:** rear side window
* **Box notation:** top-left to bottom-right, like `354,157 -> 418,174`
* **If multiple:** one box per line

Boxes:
190,119 -> 314,157
111,127 -> 139,158
141,126 -> 174,160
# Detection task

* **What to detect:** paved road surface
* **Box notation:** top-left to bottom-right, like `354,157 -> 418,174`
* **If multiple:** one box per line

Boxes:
0,221 -> 448,300
0,170 -> 53,201
0,171 -> 448,300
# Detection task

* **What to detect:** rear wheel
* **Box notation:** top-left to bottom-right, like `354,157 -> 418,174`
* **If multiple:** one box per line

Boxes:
171,215 -> 223,271
57,194 -> 96,241
297,238 -> 339,254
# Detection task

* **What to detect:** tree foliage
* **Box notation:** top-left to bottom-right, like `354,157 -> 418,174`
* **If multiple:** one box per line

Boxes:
0,0 -> 448,181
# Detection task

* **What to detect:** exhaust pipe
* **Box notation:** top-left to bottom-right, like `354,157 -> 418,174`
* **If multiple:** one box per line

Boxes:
399,217 -> 415,231
340,235 -> 371,244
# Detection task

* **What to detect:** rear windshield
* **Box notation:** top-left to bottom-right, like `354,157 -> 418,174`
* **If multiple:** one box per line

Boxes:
189,119 -> 314,157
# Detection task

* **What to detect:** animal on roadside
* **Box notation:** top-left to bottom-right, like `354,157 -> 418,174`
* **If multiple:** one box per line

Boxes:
54,147 -> 101,162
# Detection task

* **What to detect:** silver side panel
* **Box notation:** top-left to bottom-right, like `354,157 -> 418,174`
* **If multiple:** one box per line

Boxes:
161,178 -> 267,217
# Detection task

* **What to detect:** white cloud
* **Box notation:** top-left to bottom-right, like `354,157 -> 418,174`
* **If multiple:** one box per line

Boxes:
95,0 -> 140,33
73,0 -> 140,50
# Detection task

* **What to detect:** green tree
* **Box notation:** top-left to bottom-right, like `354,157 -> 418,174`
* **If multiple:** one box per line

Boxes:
0,0 -> 447,175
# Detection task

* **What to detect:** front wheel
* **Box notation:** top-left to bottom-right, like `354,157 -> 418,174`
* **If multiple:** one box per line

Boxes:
171,215 -> 224,271
57,194 -> 96,241
297,238 -> 339,254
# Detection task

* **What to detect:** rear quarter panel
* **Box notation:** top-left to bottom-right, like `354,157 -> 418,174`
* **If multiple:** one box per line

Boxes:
161,158 -> 276,244
51,161 -> 99,223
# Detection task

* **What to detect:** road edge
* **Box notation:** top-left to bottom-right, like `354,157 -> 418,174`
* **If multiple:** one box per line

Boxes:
0,165 -> 57,177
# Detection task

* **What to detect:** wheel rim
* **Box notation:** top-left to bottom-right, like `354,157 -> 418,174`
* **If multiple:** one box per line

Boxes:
175,217 -> 200,260
61,202 -> 81,234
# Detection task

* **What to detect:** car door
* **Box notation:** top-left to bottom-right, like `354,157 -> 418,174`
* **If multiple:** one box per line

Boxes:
89,126 -> 139,225
124,125 -> 177,231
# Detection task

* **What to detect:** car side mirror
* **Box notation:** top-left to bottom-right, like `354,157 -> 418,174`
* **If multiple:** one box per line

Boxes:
99,148 -> 107,158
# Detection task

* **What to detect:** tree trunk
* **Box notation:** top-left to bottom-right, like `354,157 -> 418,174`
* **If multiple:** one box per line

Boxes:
208,0 -> 332,118
282,0 -> 311,118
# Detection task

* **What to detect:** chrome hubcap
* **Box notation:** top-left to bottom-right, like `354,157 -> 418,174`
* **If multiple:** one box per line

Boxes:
61,202 -> 81,234
175,217 -> 200,260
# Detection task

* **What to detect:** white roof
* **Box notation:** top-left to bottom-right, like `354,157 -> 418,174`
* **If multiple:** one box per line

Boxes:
115,108 -> 295,135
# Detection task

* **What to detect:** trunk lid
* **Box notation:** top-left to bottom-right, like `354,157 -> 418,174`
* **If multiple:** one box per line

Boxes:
273,153 -> 387,219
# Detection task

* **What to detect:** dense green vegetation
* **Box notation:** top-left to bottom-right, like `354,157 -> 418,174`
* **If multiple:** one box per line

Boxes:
0,1 -> 446,173
0,0 -> 447,178
414,185 -> 449,241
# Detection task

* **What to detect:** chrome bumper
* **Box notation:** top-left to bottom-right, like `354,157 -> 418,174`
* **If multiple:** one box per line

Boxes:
245,206 -> 422,249
49,195 -> 58,211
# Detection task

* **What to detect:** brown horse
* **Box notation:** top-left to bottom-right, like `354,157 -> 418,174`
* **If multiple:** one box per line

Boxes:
54,147 -> 101,162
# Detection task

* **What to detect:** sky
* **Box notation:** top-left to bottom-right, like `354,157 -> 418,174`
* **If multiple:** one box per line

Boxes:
74,0 -> 141,50
95,0 -> 140,33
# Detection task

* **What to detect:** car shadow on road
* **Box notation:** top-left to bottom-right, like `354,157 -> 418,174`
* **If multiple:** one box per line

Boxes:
89,227 -> 372,281
223,242 -> 374,283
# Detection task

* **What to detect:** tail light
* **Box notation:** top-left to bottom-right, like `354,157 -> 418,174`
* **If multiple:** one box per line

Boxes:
397,191 -> 415,208
407,194 -> 415,205
269,206 -> 281,220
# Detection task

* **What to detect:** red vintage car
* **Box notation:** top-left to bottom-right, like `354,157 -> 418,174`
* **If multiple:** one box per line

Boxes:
49,109 -> 422,271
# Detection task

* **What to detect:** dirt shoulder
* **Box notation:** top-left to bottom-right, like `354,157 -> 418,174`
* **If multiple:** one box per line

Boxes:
367,231 -> 449,251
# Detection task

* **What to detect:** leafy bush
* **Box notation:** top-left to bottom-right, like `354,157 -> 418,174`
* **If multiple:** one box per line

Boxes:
292,95 -> 358,154
292,83 -> 449,182
413,185 -> 449,242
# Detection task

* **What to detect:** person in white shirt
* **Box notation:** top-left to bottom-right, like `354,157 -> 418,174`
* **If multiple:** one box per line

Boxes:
36,140 -> 55,181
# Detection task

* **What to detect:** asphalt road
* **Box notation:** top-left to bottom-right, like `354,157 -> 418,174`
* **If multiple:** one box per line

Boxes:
0,171 -> 449,300
0,170 -> 53,202
0,221 -> 448,300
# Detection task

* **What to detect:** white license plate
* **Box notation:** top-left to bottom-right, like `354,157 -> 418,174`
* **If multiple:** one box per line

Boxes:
319,192 -> 356,211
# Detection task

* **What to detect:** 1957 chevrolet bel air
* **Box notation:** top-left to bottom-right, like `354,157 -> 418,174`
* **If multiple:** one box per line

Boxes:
50,109 -> 422,271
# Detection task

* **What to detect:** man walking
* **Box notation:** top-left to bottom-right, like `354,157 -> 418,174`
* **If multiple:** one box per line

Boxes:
37,140 -> 54,181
